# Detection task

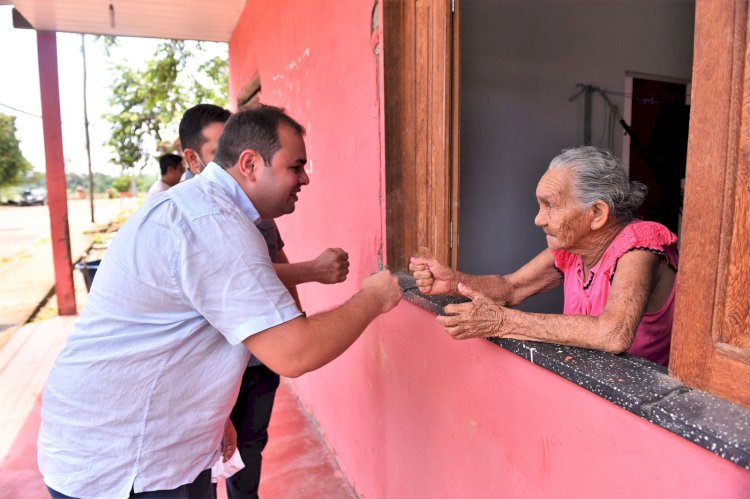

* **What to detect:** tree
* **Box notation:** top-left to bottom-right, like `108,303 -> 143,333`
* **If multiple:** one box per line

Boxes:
104,40 -> 228,172
0,114 -> 33,188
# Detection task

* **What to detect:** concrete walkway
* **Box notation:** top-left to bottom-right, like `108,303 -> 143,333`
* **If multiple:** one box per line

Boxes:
0,313 -> 357,498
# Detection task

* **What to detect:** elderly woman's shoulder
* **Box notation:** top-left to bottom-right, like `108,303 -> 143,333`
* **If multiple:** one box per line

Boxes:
619,221 -> 677,248
609,221 -> 679,271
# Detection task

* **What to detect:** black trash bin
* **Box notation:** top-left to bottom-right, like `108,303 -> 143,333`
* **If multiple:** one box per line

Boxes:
74,259 -> 101,292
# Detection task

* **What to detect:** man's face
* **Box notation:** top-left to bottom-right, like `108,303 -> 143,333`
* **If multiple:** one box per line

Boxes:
188,122 -> 225,175
251,124 -> 309,219
533,167 -> 591,252
165,161 -> 186,186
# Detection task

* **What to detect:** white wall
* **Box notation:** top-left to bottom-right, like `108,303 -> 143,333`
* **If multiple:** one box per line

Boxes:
459,0 -> 694,312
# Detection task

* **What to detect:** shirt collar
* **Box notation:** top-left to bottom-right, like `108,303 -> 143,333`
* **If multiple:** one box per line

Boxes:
201,162 -> 262,224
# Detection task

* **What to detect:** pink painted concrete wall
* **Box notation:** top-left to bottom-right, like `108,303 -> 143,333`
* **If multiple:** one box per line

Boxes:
228,1 -> 750,497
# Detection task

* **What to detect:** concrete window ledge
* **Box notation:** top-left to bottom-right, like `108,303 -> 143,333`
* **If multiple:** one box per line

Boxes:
396,272 -> 750,470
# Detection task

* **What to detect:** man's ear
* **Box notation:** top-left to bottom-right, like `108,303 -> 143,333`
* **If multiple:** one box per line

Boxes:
236,149 -> 262,181
590,200 -> 611,230
184,149 -> 200,175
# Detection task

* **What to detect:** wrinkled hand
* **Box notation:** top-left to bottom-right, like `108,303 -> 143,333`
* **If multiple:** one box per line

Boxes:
362,270 -> 402,313
313,248 -> 350,284
408,257 -> 457,295
221,419 -> 237,462
437,283 -> 505,339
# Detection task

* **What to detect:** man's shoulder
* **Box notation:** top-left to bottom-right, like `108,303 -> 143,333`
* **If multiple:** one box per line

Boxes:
147,179 -> 167,194
168,176 -> 247,227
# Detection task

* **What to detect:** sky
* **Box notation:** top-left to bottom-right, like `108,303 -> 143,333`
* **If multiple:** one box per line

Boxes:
0,6 -> 227,177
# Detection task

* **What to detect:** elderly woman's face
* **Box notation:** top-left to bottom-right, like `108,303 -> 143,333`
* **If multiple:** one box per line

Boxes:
534,168 -> 592,251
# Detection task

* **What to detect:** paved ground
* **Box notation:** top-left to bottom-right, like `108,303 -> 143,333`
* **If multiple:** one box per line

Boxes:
0,314 -> 357,499
0,197 -> 135,345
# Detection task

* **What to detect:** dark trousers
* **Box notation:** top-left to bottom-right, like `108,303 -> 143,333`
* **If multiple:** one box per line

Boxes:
47,469 -> 215,499
225,363 -> 280,499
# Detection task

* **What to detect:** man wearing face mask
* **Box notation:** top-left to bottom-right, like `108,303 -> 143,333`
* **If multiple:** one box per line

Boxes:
178,104 -> 350,498
179,104 -> 231,181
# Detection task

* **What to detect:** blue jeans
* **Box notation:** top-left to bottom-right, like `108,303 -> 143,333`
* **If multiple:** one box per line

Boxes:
225,363 -> 280,499
47,468 -> 215,499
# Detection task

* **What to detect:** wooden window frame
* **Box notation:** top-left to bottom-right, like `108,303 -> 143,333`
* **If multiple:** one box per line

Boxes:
383,0 -> 460,270
670,0 -> 750,408
237,73 -> 262,110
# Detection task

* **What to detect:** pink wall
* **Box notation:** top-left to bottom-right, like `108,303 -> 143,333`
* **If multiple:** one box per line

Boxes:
229,1 -> 750,497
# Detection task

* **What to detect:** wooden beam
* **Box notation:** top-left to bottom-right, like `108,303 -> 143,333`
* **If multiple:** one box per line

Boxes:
384,0 -> 453,270
36,31 -> 77,316
11,8 -> 33,29
670,0 -> 750,408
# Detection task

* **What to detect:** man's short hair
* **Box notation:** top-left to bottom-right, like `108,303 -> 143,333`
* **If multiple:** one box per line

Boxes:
178,104 -> 232,153
213,105 -> 305,169
159,153 -> 183,176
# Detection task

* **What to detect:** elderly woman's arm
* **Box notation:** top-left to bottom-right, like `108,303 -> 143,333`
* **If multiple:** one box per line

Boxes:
409,250 -> 561,306
437,250 -> 661,354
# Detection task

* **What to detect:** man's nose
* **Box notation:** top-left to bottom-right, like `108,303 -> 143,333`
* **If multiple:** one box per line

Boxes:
300,169 -> 310,185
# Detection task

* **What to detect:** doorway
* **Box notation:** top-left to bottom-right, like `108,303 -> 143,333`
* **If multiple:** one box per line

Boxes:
623,74 -> 690,236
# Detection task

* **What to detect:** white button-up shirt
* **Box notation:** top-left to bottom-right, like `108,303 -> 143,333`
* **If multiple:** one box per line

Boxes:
38,163 -> 301,498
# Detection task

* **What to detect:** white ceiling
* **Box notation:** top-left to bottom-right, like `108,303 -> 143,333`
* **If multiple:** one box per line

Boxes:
10,0 -> 246,42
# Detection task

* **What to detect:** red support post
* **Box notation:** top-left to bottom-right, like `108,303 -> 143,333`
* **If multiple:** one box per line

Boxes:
36,31 -> 77,315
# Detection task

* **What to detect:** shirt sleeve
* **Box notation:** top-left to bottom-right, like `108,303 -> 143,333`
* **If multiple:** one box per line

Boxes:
609,221 -> 679,271
175,212 -> 301,345
551,249 -> 576,273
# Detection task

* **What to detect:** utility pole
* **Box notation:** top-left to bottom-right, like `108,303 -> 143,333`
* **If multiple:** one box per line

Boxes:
81,34 -> 95,222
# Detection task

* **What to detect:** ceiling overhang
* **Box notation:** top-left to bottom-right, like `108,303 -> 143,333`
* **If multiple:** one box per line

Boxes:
9,0 -> 246,42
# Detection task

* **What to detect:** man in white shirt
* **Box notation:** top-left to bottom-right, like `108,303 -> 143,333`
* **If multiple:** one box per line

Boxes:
147,153 -> 185,196
38,105 -> 401,499
176,104 -> 350,498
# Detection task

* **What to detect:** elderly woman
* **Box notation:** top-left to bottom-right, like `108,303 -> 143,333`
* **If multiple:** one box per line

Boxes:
410,146 -> 678,366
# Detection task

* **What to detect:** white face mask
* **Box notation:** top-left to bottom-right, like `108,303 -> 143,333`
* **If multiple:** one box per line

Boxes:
194,153 -> 207,174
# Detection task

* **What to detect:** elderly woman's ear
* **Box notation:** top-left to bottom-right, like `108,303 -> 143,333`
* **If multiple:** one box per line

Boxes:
589,199 -> 611,231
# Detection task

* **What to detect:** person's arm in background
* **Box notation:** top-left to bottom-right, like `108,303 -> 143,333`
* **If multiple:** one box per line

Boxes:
409,249 -> 561,306
244,270 -> 401,378
274,247 -> 349,289
274,249 -> 302,309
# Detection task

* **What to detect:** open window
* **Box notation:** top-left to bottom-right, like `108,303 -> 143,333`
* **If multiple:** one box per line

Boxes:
384,0 -> 750,408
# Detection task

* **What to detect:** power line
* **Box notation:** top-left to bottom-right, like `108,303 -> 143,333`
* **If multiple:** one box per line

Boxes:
0,101 -> 42,118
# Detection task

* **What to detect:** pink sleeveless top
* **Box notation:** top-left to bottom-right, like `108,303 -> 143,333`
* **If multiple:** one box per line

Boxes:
551,221 -> 678,366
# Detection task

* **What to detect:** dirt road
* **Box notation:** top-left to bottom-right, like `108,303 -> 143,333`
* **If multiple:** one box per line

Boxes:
0,197 -> 134,338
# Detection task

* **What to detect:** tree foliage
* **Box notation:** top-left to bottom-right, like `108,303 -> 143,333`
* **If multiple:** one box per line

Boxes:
104,40 -> 228,171
66,171 -> 122,194
0,114 -> 33,188
194,56 -> 229,106
110,173 -> 154,193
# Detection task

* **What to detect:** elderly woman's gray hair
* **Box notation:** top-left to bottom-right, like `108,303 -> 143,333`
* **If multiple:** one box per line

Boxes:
548,146 -> 647,223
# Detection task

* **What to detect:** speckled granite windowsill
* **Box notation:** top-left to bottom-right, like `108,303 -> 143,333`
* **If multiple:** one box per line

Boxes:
396,272 -> 750,470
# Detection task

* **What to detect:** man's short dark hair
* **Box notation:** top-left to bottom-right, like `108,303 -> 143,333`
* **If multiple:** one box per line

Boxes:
213,105 -> 305,169
178,104 -> 232,153
159,153 -> 183,176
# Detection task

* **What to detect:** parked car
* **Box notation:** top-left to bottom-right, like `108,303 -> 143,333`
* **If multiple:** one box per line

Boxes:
19,188 -> 47,206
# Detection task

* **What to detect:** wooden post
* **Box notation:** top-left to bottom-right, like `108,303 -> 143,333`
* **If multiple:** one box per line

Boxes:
37,31 -> 77,316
